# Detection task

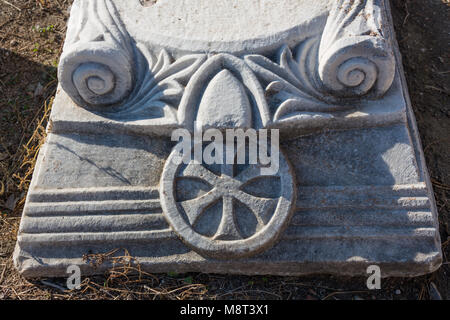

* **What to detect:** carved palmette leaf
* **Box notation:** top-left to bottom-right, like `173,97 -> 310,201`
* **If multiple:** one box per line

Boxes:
243,0 -> 396,124
59,0 -> 206,121
116,46 -> 206,120
245,40 -> 343,122
177,53 -> 271,131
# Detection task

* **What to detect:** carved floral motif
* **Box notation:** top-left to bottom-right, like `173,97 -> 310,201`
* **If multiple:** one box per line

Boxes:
58,0 -> 396,129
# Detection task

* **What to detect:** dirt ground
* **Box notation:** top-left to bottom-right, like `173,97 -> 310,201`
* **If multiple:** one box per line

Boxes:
0,0 -> 448,300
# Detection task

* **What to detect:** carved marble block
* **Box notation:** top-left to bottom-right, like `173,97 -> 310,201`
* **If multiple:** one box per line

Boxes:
14,0 -> 442,277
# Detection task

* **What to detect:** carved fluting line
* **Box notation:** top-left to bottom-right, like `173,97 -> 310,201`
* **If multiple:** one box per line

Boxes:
28,186 -> 159,203
25,200 -> 162,217
18,230 -> 176,245
20,214 -> 168,234
58,0 -> 135,107
318,0 -> 395,98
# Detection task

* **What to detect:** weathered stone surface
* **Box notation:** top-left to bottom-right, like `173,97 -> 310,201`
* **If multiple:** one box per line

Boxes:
14,0 -> 442,278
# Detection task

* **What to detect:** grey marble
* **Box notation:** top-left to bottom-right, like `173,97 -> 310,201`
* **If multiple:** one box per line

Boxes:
14,0 -> 442,278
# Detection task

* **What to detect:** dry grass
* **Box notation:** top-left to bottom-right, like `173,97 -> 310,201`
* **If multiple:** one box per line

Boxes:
0,0 -> 448,300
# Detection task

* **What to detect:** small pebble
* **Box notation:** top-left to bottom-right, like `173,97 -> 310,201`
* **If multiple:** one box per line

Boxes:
5,194 -> 18,211
34,82 -> 44,97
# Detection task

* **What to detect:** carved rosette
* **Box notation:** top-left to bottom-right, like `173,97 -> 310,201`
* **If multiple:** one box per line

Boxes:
160,143 -> 296,259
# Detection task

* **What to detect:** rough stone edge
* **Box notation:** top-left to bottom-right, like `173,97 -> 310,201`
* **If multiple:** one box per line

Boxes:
383,0 -> 442,269
13,249 -> 442,279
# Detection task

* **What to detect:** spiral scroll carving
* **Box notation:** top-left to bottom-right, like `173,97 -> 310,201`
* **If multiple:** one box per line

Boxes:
318,0 -> 395,98
58,0 -> 135,108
